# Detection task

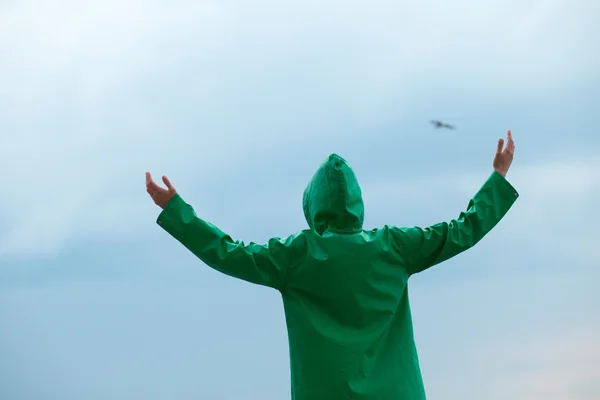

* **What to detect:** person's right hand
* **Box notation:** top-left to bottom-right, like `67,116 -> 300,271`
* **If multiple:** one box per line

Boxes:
493,129 -> 515,177
146,172 -> 177,209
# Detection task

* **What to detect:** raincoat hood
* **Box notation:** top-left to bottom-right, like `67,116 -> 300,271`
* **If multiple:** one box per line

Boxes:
302,154 -> 365,235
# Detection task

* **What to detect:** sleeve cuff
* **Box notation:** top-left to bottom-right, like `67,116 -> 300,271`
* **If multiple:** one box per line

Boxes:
490,170 -> 519,200
156,193 -> 187,232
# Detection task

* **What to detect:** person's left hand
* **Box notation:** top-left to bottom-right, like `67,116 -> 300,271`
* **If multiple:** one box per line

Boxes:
493,129 -> 515,177
146,172 -> 177,209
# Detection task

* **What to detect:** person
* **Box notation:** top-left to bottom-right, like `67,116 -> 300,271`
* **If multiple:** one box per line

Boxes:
145,130 -> 518,400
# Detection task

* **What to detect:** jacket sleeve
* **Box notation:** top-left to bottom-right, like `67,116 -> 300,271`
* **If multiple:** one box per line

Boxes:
389,170 -> 519,275
156,194 -> 299,290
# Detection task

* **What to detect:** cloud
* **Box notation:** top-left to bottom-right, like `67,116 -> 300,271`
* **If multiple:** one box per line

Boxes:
0,0 -> 233,115
488,328 -> 600,400
1,0 -> 598,259
407,267 -> 600,400
505,159 -> 599,262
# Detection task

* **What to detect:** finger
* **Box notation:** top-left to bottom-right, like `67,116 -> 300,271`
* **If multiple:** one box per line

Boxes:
497,138 -> 504,153
146,172 -> 161,190
507,131 -> 515,152
146,173 -> 165,192
147,181 -> 163,193
162,175 -> 176,192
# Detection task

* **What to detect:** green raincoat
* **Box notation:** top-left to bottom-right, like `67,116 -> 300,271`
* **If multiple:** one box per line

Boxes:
156,154 -> 519,399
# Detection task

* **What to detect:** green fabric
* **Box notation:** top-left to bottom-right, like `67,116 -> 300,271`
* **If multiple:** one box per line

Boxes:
157,153 -> 519,399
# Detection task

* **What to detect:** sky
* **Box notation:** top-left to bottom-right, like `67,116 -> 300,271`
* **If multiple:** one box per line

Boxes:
1,0 -> 599,399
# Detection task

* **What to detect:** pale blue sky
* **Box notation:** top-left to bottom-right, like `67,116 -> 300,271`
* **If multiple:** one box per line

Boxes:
1,0 -> 599,399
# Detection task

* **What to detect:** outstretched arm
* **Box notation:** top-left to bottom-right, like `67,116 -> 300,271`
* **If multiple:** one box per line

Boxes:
146,173 -> 299,290
390,130 -> 519,275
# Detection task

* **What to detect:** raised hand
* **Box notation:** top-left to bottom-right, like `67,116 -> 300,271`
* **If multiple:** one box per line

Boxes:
493,129 -> 515,177
146,172 -> 177,209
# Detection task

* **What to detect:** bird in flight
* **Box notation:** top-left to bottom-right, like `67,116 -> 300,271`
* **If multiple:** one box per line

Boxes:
430,120 -> 456,130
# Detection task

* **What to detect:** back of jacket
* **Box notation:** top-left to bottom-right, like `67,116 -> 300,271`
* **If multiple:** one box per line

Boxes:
282,227 -> 423,399
156,154 -> 519,400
